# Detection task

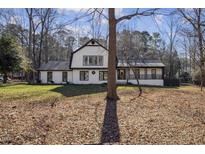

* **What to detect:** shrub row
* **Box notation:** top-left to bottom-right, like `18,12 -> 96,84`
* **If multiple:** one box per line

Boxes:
164,78 -> 180,87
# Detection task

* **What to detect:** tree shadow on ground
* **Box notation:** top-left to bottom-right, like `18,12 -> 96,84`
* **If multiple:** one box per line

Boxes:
0,82 -> 27,87
51,84 -> 120,144
50,84 -> 107,97
100,99 -> 120,144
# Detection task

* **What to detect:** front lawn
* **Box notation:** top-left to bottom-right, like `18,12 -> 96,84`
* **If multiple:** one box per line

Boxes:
0,83 -> 107,102
0,83 -> 205,144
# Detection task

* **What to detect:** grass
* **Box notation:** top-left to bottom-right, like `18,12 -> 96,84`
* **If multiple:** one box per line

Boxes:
0,82 -> 202,103
0,83 -> 107,102
0,83 -> 61,101
0,83 -> 205,144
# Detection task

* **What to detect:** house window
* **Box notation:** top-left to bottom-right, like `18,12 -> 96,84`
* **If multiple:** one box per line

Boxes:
134,68 -> 140,79
62,72 -> 67,82
151,69 -> 156,79
89,56 -> 97,65
98,56 -> 103,66
80,71 -> 89,81
47,72 -> 53,82
83,56 -> 88,66
144,68 -> 147,79
83,56 -> 103,66
117,69 -> 126,80
99,71 -> 108,81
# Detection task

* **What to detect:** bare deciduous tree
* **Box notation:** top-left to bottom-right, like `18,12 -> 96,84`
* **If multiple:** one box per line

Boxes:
178,8 -> 205,90
107,8 -> 158,100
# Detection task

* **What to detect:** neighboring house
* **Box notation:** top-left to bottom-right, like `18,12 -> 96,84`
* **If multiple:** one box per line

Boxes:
38,39 -> 165,86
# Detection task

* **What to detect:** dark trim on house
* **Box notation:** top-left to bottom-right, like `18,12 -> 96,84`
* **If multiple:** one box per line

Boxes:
117,66 -> 165,68
39,67 -> 164,71
162,67 -> 165,79
69,39 -> 109,68
71,67 -> 108,69
39,70 -> 72,71
119,78 -> 164,80
72,39 -> 109,54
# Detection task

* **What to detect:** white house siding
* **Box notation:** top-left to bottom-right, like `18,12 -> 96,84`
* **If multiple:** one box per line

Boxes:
117,79 -> 164,86
40,71 -> 47,83
71,46 -> 108,68
40,68 -> 163,85
52,71 -> 62,83
72,69 -> 107,84
128,80 -> 164,86
68,71 -> 73,83
117,68 -> 164,86
40,71 -> 73,84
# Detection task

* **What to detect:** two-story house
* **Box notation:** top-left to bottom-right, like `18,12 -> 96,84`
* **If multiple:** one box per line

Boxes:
39,39 -> 165,86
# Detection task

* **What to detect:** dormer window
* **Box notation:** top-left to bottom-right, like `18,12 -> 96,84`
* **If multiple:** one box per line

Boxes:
83,56 -> 103,66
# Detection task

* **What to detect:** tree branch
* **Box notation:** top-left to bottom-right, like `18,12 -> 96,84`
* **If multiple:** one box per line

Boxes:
116,9 -> 159,24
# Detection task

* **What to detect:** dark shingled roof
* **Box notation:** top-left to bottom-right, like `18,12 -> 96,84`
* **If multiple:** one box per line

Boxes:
38,61 -> 71,71
38,59 -> 165,71
117,60 -> 165,67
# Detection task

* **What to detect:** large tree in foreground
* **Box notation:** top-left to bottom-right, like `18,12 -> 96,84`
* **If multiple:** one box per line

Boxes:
107,8 -> 158,100
107,8 -> 118,99
0,35 -> 21,83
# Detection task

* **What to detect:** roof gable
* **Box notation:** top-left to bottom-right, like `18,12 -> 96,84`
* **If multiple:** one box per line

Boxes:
73,39 -> 108,54
70,39 -> 108,68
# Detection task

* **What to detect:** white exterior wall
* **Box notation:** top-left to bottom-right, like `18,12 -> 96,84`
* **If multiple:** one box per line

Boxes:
127,79 -> 164,86
40,71 -> 47,83
68,71 -> 73,83
40,69 -> 163,85
117,79 -> 164,86
70,43 -> 109,84
52,71 -> 63,83
40,69 -> 163,86
71,46 -> 108,68
72,69 -> 107,84
40,71 -> 73,84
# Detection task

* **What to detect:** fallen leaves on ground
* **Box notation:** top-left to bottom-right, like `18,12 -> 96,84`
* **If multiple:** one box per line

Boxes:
0,85 -> 205,144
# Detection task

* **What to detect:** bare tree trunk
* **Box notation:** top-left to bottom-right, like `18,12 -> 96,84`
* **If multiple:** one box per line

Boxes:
38,25 -> 44,67
26,8 -> 33,83
169,36 -> 173,79
178,8 -> 205,90
200,66 -> 203,91
38,9 -> 50,67
37,26 -> 44,81
133,69 -> 142,96
124,47 -> 142,96
127,62 -> 142,96
197,8 -> 204,91
3,72 -> 7,84
32,28 -> 36,83
107,8 -> 118,100
44,28 -> 49,63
